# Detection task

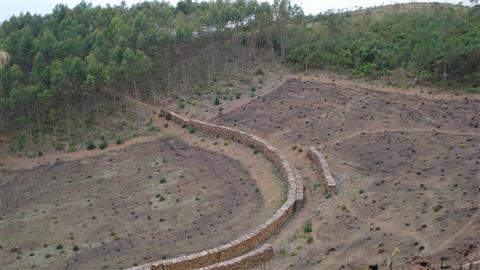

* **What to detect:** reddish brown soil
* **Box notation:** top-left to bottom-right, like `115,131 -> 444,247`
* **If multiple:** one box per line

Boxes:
214,77 -> 480,269
0,138 -> 268,269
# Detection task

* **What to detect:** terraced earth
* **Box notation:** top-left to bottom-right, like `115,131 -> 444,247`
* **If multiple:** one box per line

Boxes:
215,76 -> 480,269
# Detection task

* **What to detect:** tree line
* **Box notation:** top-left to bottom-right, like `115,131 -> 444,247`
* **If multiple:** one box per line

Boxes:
287,3 -> 480,89
0,1 -> 479,148
0,0 -> 295,141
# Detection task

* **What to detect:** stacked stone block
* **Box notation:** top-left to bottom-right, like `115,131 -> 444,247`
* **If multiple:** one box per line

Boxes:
307,147 -> 338,194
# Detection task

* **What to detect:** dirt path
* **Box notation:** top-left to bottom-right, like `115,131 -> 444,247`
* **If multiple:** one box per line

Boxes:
1,94 -> 285,209
296,72 -> 480,102
318,128 -> 480,148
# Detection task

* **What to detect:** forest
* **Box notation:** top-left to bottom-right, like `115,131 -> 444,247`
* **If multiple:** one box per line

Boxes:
0,0 -> 479,153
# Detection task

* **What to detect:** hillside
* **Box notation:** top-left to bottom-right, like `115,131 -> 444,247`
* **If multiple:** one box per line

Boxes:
0,1 -> 479,155
0,2 -> 479,270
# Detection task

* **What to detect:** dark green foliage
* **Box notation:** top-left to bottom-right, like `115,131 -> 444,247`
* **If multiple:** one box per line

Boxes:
286,3 -> 480,87
1,1 -> 477,145
304,219 -> 313,233
116,137 -> 123,145
0,0 -> 292,143
99,140 -> 108,150
86,141 -> 95,150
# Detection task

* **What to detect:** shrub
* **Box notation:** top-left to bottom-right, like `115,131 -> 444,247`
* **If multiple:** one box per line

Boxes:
86,141 -> 96,150
303,220 -> 313,233
148,125 -> 158,132
235,92 -> 241,99
307,236 -> 314,244
116,137 -> 123,145
165,113 -> 172,121
67,142 -> 77,152
214,96 -> 220,105
56,244 -> 63,250
255,67 -> 264,75
188,127 -> 196,134
37,150 -> 43,157
99,140 -> 108,149
72,245 -> 79,252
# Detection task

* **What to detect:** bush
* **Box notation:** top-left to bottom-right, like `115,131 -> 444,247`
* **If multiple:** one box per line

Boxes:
99,140 -> 108,149
188,127 -> 196,134
235,92 -> 241,99
67,142 -> 77,152
214,96 -> 220,105
116,137 -> 123,145
255,67 -> 264,75
86,141 -> 96,150
165,113 -> 172,121
304,220 -> 313,233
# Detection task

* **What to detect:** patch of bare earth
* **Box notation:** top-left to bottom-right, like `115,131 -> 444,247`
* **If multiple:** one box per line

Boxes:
215,77 -> 480,269
0,137 -> 280,270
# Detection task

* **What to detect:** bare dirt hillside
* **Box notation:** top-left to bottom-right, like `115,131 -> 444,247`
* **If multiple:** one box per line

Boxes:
0,137 -> 277,270
214,77 -> 480,269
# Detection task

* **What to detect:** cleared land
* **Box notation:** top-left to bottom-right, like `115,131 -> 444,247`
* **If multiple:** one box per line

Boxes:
215,77 -> 480,269
0,134 -> 282,270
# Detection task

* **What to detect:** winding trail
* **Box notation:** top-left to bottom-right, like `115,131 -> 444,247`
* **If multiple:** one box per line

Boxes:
318,127 -> 480,148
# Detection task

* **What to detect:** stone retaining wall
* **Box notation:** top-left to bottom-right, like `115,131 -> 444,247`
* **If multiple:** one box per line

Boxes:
128,111 -> 303,270
199,244 -> 274,270
307,147 -> 338,194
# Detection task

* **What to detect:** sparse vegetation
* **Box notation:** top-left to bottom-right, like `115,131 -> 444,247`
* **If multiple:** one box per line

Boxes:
99,140 -> 108,150
214,97 -> 220,106
304,220 -> 313,233
86,141 -> 96,150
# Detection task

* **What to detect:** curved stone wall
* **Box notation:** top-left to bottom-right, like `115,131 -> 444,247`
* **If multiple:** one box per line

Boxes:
199,244 -> 274,270
128,111 -> 303,270
307,147 -> 338,194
